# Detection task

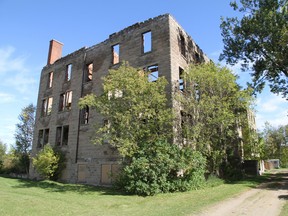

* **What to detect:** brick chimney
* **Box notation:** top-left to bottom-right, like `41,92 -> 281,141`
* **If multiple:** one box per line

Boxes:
47,39 -> 63,65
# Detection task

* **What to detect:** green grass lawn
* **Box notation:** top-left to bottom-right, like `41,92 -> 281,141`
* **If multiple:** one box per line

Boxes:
0,175 -> 270,216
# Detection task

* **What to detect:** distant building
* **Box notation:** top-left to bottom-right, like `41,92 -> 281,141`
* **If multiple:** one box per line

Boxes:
30,14 -> 209,185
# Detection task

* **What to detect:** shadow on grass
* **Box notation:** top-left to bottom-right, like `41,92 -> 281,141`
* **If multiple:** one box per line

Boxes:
279,195 -> 288,200
225,169 -> 288,191
224,174 -> 268,186
3,169 -> 288,196
2,176 -> 127,196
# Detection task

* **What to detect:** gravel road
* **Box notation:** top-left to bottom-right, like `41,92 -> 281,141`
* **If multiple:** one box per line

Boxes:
195,170 -> 288,216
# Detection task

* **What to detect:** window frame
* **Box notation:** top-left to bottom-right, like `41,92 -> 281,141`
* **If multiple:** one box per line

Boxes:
47,71 -> 53,88
65,64 -> 72,82
59,91 -> 73,111
180,34 -> 186,57
37,128 -> 49,148
84,63 -> 93,82
179,67 -> 185,92
56,125 -> 69,146
80,105 -> 89,125
147,64 -> 159,82
41,97 -> 53,116
112,44 -> 120,65
142,31 -> 152,53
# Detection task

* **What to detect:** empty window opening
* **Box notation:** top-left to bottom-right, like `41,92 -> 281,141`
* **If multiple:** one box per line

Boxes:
147,65 -> 159,82
56,125 -> 69,146
56,127 -> 62,146
195,52 -> 200,63
59,91 -> 73,111
37,130 -> 44,148
42,97 -> 53,116
142,31 -> 152,53
85,63 -> 93,82
48,72 -> 53,88
65,64 -> 72,81
47,97 -> 53,115
81,105 -> 89,124
180,35 -> 186,57
179,67 -> 185,91
42,99 -> 47,116
62,125 -> 69,146
37,129 -> 49,148
44,128 -> 49,145
112,44 -> 120,64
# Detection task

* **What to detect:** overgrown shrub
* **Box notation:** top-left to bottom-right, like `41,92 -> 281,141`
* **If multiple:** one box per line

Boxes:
50,147 -> 66,181
116,140 -> 206,196
0,149 -> 29,174
32,144 -> 65,180
220,153 -> 244,181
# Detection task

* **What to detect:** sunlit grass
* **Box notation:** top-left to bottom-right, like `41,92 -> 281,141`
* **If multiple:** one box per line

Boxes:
0,175 -> 270,216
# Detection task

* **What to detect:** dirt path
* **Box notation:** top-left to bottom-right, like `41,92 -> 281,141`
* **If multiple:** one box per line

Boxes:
195,170 -> 288,216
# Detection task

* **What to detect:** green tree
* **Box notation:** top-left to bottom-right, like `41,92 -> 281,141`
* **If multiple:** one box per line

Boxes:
220,0 -> 288,98
262,122 -> 288,166
0,140 -> 7,171
176,63 -> 253,177
79,63 -> 206,195
32,144 -> 60,179
242,131 -> 265,160
14,103 -> 36,174
79,62 -> 173,157
241,115 -> 263,160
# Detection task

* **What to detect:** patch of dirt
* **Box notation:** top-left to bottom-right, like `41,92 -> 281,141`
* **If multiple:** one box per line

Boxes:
195,169 -> 288,216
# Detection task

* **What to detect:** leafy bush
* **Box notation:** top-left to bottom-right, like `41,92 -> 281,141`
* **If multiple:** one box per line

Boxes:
220,150 -> 244,181
32,144 -> 65,180
117,140 -> 206,196
50,147 -> 66,181
0,149 -> 29,175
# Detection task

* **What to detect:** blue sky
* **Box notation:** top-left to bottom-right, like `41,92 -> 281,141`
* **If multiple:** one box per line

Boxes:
0,0 -> 287,148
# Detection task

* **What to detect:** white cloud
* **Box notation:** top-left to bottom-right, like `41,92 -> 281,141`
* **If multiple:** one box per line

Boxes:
255,90 -> 288,130
0,92 -> 15,104
0,46 -> 28,74
0,46 -> 37,95
258,96 -> 286,113
4,73 -> 37,94
0,117 -> 17,147
0,46 -> 39,149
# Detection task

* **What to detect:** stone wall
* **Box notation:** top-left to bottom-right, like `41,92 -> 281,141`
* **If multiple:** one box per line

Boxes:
30,14 -> 209,185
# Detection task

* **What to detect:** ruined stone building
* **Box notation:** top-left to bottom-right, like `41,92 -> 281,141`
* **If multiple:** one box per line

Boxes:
30,14 -> 209,184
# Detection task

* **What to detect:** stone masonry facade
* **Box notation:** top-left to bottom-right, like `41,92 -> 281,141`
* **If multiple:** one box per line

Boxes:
30,14 -> 209,185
